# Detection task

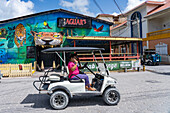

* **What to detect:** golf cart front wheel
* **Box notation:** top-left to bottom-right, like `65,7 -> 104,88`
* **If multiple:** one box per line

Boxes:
103,88 -> 120,105
50,91 -> 69,110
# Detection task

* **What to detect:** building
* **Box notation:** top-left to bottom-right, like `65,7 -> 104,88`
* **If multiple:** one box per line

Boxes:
0,9 -> 112,66
111,0 -> 170,63
0,9 -> 142,71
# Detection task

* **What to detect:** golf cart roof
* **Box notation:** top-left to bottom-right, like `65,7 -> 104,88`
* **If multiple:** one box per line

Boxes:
42,47 -> 105,53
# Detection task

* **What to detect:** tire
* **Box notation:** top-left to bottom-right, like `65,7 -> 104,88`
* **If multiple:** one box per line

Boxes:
147,61 -> 152,66
156,62 -> 160,65
103,88 -> 120,105
50,91 -> 69,110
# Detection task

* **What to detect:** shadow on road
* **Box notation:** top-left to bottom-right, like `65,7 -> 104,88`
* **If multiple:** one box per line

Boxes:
147,70 -> 170,76
21,94 -> 106,110
20,94 -> 51,109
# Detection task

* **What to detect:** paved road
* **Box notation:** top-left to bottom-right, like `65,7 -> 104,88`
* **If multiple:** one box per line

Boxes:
0,71 -> 170,113
146,64 -> 170,73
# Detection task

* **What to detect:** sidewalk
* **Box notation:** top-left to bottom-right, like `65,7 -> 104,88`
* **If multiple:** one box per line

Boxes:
146,64 -> 170,75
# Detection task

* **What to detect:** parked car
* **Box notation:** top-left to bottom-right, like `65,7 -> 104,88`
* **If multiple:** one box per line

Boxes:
141,49 -> 161,66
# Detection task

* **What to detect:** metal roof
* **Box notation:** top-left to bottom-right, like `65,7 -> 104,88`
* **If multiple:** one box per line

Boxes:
0,9 -> 113,26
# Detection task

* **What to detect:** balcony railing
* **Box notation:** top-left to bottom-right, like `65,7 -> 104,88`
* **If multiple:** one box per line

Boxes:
78,53 -> 140,61
144,28 -> 170,41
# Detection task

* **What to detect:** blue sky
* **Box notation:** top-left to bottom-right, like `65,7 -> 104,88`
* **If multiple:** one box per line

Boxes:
0,0 -> 164,21
31,0 -> 127,15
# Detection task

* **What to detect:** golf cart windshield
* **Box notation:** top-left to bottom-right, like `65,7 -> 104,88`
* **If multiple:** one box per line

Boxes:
42,47 -> 109,76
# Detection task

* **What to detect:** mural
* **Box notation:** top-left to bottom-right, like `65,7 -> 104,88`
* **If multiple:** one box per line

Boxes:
92,24 -> 104,32
0,28 -> 7,38
14,24 -> 26,48
0,48 -> 7,63
6,26 -> 15,48
43,21 -> 52,29
31,31 -> 63,46
0,11 -> 110,64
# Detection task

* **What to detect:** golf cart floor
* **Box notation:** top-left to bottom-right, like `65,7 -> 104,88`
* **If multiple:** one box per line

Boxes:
72,90 -> 102,95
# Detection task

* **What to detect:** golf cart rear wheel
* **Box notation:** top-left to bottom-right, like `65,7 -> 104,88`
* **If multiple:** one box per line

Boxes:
103,88 -> 120,105
50,91 -> 69,110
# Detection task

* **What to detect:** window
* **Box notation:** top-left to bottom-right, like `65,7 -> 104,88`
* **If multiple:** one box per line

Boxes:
131,12 -> 142,38
155,42 -> 168,55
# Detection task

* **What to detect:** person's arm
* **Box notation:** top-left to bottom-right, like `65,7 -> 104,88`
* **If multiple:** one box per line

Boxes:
76,56 -> 83,69
71,59 -> 78,71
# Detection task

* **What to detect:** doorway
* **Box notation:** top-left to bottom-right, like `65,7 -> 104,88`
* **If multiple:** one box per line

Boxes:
36,46 -> 59,68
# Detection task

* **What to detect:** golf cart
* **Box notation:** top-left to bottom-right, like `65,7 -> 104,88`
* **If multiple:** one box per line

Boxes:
33,47 -> 120,110
141,49 -> 161,65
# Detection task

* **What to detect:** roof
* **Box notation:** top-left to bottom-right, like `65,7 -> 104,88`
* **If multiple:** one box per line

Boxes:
96,14 -> 116,18
0,9 -> 113,26
111,21 -> 127,30
67,36 -> 142,41
42,47 -> 105,53
146,0 -> 170,17
124,1 -> 165,15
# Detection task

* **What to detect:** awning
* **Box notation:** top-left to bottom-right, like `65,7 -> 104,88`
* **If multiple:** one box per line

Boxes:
67,36 -> 142,41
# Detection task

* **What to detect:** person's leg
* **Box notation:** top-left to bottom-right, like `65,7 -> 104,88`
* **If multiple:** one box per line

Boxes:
72,74 -> 90,88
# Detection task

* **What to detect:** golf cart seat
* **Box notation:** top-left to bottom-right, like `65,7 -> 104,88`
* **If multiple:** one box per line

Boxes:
68,74 -> 83,83
48,74 -> 65,82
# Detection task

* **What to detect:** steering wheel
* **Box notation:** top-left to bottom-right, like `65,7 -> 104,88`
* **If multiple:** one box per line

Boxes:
83,62 -> 88,68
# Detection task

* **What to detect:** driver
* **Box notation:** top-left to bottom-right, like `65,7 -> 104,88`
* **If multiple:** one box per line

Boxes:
68,53 -> 96,91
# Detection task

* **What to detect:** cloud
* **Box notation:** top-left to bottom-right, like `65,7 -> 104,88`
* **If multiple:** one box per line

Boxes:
0,0 -> 34,21
124,0 -> 165,12
60,0 -> 95,17
112,12 -> 119,16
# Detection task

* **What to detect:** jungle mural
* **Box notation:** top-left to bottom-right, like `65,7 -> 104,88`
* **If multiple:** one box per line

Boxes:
0,28 -> 7,39
6,26 -> 15,48
0,11 -> 110,64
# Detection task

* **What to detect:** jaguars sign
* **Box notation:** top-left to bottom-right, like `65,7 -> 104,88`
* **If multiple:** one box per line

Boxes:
57,18 -> 92,28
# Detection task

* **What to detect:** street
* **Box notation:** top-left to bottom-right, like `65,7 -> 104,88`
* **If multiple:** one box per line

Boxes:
0,66 -> 170,113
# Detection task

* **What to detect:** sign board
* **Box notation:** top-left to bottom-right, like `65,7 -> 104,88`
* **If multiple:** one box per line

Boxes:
131,59 -> 141,68
57,18 -> 92,28
81,62 -> 120,72
119,61 -> 132,69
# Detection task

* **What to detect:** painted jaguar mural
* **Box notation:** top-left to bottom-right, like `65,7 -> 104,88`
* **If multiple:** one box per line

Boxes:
31,31 -> 64,46
14,24 -> 26,48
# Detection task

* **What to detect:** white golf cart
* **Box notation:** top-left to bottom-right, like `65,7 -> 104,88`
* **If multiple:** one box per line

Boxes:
33,47 -> 120,110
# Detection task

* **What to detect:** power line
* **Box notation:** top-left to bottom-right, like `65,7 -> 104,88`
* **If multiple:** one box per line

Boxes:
112,25 -> 129,36
113,0 -> 125,17
93,0 -> 112,22
93,0 -> 105,14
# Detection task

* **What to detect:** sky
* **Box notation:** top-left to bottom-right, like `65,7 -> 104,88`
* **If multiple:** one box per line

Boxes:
0,0 -> 165,21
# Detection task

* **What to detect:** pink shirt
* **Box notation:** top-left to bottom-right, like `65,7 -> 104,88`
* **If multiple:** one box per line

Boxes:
68,61 -> 79,78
